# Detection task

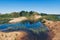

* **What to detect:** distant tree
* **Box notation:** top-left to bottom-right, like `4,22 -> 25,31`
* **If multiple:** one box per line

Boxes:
19,11 -> 30,17
10,12 -> 19,17
25,11 -> 29,17
40,13 -> 47,16
19,11 -> 26,16
29,11 -> 34,16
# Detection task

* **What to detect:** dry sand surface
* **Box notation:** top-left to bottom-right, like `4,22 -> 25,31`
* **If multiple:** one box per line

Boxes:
0,31 -> 34,40
44,19 -> 60,40
9,15 -> 42,23
9,17 -> 28,23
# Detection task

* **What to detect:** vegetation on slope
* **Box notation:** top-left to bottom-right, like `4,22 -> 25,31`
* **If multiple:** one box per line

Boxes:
0,11 -> 60,24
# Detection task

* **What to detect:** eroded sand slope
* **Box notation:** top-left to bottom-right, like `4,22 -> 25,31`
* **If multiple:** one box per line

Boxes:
44,19 -> 60,40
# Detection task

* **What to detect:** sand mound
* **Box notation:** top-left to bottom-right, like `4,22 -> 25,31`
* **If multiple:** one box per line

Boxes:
9,17 -> 28,23
0,31 -> 34,40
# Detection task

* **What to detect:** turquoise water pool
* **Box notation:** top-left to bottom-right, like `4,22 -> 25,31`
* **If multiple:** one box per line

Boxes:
0,21 -> 48,31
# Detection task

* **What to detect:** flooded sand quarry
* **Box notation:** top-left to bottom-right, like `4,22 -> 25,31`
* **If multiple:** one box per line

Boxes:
0,21 -> 49,40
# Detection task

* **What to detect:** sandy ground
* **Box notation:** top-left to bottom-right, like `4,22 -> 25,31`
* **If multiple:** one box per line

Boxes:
9,17 -> 28,23
44,19 -> 60,40
9,15 -> 42,23
0,31 -> 34,40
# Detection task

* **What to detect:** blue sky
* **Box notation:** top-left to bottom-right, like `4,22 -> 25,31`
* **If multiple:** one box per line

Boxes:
0,0 -> 60,14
